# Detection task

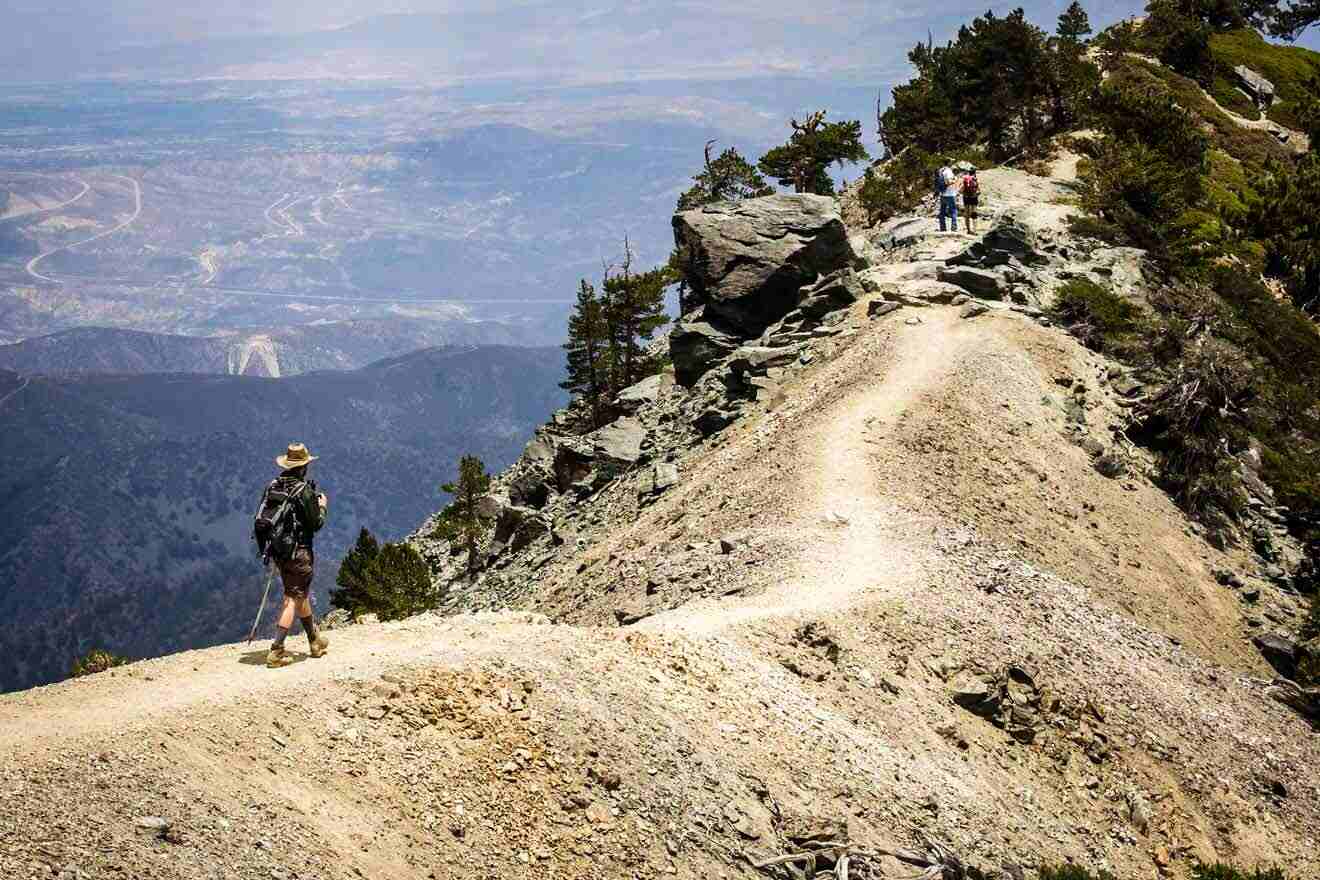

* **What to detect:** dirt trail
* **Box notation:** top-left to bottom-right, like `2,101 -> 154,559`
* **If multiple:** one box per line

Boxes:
654,312 -> 978,636
0,315 -> 973,750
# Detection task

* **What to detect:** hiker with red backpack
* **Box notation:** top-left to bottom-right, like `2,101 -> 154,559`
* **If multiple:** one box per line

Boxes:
961,167 -> 981,233
253,442 -> 330,668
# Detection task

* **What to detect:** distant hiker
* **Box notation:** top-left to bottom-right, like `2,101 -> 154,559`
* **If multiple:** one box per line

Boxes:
253,442 -> 329,668
937,161 -> 959,232
961,167 -> 980,234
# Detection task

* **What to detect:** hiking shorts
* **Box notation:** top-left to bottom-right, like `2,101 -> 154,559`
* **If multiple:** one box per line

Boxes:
277,547 -> 314,600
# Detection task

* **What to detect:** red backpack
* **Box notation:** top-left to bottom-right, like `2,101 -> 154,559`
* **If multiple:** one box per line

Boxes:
963,174 -> 980,197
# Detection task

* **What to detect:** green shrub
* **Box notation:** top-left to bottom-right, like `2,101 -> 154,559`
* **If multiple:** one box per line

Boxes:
1039,866 -> 1116,880
1111,60 -> 1290,167
360,542 -> 439,621
1209,29 -> 1320,131
1134,340 -> 1251,520
1065,212 -> 1130,246
1052,279 -> 1147,354
1209,74 -> 1262,120
1192,862 -> 1295,880
70,649 -> 130,678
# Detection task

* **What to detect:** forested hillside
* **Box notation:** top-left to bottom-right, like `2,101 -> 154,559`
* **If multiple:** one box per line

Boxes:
856,0 -> 1320,579
0,345 -> 566,691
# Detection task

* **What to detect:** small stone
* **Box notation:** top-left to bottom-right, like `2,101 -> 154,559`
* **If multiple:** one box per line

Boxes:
1094,452 -> 1127,478
134,817 -> 170,833
867,300 -> 902,319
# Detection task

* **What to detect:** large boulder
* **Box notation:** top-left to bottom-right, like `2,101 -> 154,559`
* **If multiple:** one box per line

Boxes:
670,310 -> 739,386
507,469 -> 551,509
672,194 -> 858,336
1233,64 -> 1275,109
895,280 -> 968,305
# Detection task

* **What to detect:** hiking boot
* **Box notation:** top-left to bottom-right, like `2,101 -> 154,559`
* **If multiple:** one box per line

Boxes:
266,647 -> 294,668
309,634 -> 330,659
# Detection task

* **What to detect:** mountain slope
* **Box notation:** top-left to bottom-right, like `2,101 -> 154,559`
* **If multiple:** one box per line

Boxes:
0,345 -> 566,692
1,164 -> 1317,880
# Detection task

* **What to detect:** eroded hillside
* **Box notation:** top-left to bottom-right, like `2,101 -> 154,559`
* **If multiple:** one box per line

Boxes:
2,163 -> 1317,880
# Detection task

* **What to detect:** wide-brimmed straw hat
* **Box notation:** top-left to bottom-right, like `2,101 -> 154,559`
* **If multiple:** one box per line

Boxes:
275,442 -> 318,469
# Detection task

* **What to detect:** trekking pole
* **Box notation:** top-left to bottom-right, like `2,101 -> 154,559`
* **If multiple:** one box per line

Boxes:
247,563 -> 276,644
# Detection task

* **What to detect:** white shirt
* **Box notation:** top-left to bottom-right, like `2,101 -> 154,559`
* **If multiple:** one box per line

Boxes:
939,166 -> 958,197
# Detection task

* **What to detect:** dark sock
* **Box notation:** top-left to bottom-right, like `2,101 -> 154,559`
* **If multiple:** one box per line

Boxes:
301,616 -> 319,642
272,625 -> 289,650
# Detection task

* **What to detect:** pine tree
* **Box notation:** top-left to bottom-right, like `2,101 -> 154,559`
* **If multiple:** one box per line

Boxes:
331,527 -> 380,614
440,454 -> 492,578
676,141 -> 774,211
1052,2 -> 1101,127
758,111 -> 870,195
359,542 -> 436,621
1057,1 -> 1093,42
602,240 -> 672,391
561,279 -> 614,428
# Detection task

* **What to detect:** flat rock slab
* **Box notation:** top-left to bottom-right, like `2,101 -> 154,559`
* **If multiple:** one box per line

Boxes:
728,345 -> 802,373
898,280 -> 969,305
590,417 -> 647,465
937,266 -> 1009,300
616,373 -> 667,408
868,301 -> 903,319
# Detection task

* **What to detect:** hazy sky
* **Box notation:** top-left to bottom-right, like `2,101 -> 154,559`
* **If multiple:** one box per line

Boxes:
2,1 -> 1314,83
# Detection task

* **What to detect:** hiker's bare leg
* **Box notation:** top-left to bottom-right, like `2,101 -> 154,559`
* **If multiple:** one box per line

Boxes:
278,596 -> 297,629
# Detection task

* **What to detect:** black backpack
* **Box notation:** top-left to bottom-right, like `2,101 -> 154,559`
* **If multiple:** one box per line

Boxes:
253,478 -> 308,564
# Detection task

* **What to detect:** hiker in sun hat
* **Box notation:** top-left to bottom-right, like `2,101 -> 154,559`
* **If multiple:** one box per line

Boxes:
252,442 -> 329,668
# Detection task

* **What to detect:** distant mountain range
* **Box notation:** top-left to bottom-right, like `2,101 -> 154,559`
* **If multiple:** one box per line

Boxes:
0,344 -> 567,692
0,321 -> 553,377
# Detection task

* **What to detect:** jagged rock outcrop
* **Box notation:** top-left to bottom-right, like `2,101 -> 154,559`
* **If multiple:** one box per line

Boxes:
672,194 -> 859,335
615,374 -> 667,412
670,309 -> 740,386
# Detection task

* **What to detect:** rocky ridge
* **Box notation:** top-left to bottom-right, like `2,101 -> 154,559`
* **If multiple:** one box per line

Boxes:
409,168 -> 1312,655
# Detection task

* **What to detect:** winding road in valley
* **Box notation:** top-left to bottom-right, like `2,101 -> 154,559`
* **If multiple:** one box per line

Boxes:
25,174 -> 142,284
0,173 -> 92,222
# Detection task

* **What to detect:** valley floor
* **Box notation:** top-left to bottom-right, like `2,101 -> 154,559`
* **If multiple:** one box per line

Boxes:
3,169 -> 1318,880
